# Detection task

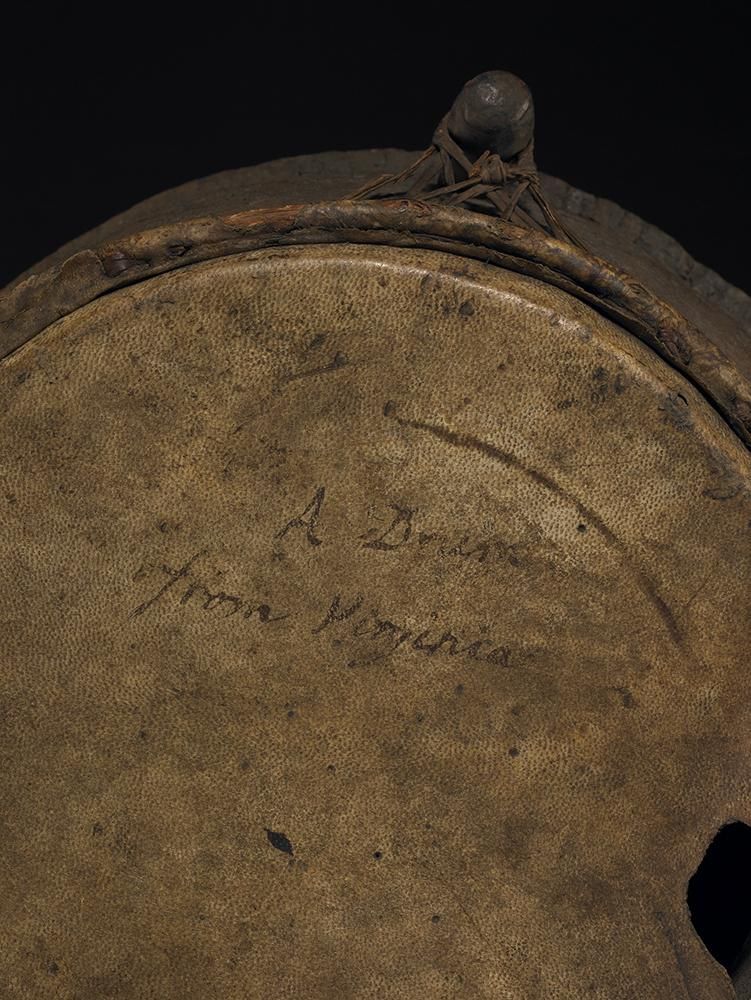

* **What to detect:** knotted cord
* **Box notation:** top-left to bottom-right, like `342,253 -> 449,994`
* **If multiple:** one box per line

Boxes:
351,114 -> 585,249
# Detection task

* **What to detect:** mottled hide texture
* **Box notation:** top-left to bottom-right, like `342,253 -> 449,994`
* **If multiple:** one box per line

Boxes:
0,155 -> 749,999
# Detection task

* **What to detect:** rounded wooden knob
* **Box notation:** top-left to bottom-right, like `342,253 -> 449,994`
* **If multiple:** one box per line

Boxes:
447,70 -> 535,159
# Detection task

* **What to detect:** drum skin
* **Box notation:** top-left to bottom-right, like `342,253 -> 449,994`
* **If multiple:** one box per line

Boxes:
0,156 -> 750,999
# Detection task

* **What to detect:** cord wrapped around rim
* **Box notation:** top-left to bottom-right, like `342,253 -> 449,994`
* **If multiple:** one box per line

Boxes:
351,70 -> 585,248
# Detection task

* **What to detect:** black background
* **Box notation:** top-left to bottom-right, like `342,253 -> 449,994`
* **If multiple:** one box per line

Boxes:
3,7 -> 750,978
2,11 -> 749,295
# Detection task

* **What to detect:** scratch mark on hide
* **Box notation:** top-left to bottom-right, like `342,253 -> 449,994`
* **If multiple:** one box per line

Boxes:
282,351 -> 349,384
655,910 -> 697,1000
383,402 -> 684,650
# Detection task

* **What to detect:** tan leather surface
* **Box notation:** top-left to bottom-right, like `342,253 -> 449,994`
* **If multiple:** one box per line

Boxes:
6,199 -> 751,453
1,245 -> 749,998
9,150 -> 749,383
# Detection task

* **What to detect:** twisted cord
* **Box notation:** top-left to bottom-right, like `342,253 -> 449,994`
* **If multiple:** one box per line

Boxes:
351,115 -> 584,248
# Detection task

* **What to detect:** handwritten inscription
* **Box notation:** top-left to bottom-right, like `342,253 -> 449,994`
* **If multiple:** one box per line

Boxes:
275,489 -> 525,567
313,593 -> 511,669
131,550 -> 289,623
358,503 -> 522,566
130,551 -> 513,670
274,486 -> 325,547
129,484 -> 526,669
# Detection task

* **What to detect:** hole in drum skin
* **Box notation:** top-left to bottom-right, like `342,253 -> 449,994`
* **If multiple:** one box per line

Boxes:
687,821 -> 751,988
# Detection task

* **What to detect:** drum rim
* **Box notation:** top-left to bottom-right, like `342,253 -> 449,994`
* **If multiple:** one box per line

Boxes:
1,197 -> 749,451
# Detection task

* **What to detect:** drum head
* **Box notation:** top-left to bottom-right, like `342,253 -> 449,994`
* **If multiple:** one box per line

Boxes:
1,242 -> 749,998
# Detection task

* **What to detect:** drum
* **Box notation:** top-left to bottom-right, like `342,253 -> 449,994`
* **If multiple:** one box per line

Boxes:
1,71 -> 749,999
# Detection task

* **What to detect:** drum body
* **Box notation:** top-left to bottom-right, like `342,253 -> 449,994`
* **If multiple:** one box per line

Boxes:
0,147 -> 750,999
